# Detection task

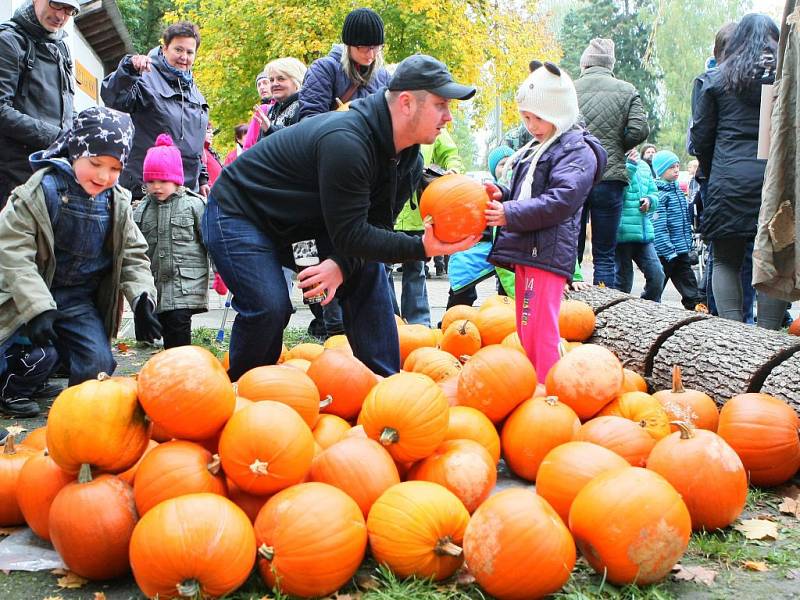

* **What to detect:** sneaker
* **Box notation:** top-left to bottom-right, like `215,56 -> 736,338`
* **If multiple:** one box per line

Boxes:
0,428 -> 8,445
435,266 -> 446,277
32,381 -> 65,399
0,396 -> 41,418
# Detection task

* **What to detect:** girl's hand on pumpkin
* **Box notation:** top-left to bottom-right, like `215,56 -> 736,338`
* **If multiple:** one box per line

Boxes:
485,200 -> 507,226
297,258 -> 343,305
421,223 -> 480,257
483,182 -> 502,201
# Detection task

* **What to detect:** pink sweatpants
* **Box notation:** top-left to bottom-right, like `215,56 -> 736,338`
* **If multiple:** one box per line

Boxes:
514,265 -> 566,380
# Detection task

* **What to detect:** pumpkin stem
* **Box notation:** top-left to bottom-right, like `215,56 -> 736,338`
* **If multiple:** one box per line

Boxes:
671,365 -> 686,394
249,459 -> 269,475
379,427 -> 399,446
434,537 -> 463,557
458,354 -> 471,363
176,579 -> 201,597
458,320 -> 469,335
557,341 -> 567,358
78,463 -> 93,484
3,426 -> 26,454
258,543 -> 275,561
671,421 -> 694,439
207,454 -> 222,475
97,372 -> 110,381
423,215 -> 434,226
544,396 -> 559,407
320,395 -> 333,409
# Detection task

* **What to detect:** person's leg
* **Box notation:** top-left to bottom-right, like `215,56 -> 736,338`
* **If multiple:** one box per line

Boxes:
434,255 -> 446,276
385,264 -> 402,317
614,243 -> 635,294
52,303 -> 116,386
705,244 -> 718,315
158,309 -> 193,349
400,259 -> 432,327
341,262 -> 401,376
633,243 -> 665,302
576,198 -> 591,266
1,345 -> 59,399
712,238 -> 746,322
755,292 -> 789,330
322,299 -> 345,337
514,265 -> 566,379
0,344 -> 44,416
669,258 -> 703,310
741,241 -> 755,324
202,194 -> 291,381
446,286 -> 478,310
588,182 -> 625,287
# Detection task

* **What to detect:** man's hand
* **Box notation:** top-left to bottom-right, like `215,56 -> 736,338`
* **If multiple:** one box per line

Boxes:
28,310 -> 64,346
134,292 -> 162,343
421,223 -> 480,257
199,184 -> 211,198
130,55 -> 152,74
485,200 -> 507,226
297,258 -> 343,306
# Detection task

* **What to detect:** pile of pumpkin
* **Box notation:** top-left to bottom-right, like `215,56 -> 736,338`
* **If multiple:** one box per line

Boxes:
1,295 -> 799,600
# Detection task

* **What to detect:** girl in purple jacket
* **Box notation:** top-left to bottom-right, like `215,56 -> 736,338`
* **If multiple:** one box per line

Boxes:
486,62 -> 607,378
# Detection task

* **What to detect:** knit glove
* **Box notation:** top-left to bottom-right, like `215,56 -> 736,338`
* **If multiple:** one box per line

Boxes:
134,292 -> 162,343
212,272 -> 228,296
27,310 -> 64,346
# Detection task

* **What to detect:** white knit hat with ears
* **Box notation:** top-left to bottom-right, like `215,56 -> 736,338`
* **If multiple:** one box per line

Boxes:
515,62 -> 579,137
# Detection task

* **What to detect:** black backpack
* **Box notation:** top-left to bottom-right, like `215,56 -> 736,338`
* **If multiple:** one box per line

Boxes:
0,20 -> 72,97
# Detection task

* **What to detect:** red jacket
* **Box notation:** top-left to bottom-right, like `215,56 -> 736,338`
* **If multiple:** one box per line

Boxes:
203,144 -> 223,186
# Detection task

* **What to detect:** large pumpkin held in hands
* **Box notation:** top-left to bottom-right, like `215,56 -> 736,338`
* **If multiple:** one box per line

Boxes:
419,174 -> 488,242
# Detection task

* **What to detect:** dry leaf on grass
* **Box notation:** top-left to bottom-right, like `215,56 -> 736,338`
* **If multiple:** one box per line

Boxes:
778,497 -> 800,519
42,596 -> 63,600
56,571 -> 88,589
455,568 -> 476,586
743,561 -> 769,572
775,484 -> 800,501
50,568 -> 68,576
116,342 -> 129,352
353,572 -> 380,590
734,519 -> 780,540
672,564 -> 717,586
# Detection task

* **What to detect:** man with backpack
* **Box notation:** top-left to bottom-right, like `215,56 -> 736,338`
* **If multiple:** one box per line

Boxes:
0,0 -> 78,208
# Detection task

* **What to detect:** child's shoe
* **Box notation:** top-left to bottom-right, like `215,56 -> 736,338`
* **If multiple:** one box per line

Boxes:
0,396 -> 41,417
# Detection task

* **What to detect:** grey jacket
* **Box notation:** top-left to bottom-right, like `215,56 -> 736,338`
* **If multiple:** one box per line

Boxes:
101,47 -> 209,194
133,189 -> 208,313
574,66 -> 649,183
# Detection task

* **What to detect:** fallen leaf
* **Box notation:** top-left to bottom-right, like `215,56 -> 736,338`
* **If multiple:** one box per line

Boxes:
50,568 -> 68,576
116,342 -> 129,352
734,519 -> 780,540
743,561 -> 769,572
56,571 -> 88,589
778,497 -> 800,519
774,484 -> 800,501
0,527 -> 22,536
672,563 -> 717,586
353,572 -> 379,591
42,596 -> 63,600
455,568 -> 476,586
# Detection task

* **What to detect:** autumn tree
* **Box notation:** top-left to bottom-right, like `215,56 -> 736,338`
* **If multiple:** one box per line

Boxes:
117,0 -> 177,52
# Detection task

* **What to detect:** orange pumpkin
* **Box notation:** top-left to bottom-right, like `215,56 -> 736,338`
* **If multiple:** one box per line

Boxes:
464,488 -> 576,599
130,493 -> 256,598
653,365 -> 719,432
479,294 -> 514,311
536,441 -> 630,522
255,482 -> 367,597
307,349 -> 377,420
237,364 -> 325,428
138,346 -> 235,441
323,334 -> 352,352
647,422 -> 746,530
501,396 -> 581,481
398,324 -> 438,363
344,424 -> 368,440
282,358 -> 311,372
310,437 -> 400,517
445,406 -> 501,464
47,374 -> 150,474
621,368 -> 648,393
569,467 -> 692,585
545,344 -> 624,420
457,345 -> 537,423
598,391 -> 671,440
558,299 -> 596,341
367,481 -> 470,580
407,439 -> 496,513
118,439 -> 159,486
49,464 -> 138,580
1,428 -> 37,526
16,451 -> 74,541
473,305 -> 516,346
574,416 -> 656,467
20,426 -> 47,451
441,305 -> 479,332
225,478 -> 269,524
419,174 -> 488,242
312,414 -> 352,449
437,375 -> 460,407
150,421 -> 172,443
219,351 -> 230,371
501,331 -> 526,354
404,347 -> 462,382
440,319 -> 482,360
716,393 -> 800,487
788,319 -> 800,336
285,342 -> 324,361
360,372 -> 449,463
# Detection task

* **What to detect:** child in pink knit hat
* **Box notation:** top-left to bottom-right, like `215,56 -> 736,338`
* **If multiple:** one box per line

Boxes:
134,134 -> 210,348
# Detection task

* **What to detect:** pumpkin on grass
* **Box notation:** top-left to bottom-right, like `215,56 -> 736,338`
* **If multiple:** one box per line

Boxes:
445,406 -> 501,464
17,451 -> 75,540
307,350 -> 377,420
574,416 -> 655,467
419,174 -> 488,242
237,364 -> 326,428
440,319 -> 482,360
569,467 -> 691,585
558,299 -> 596,342
254,482 -> 367,597
367,481 -> 470,580
129,493 -> 255,599
653,365 -> 719,432
464,488 -> 576,600
598,391 -> 671,440
545,344 -> 623,419
49,464 -> 138,580
1,427 -> 36,526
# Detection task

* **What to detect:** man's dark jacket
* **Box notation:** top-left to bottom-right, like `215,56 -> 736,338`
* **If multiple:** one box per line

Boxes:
210,90 -> 425,282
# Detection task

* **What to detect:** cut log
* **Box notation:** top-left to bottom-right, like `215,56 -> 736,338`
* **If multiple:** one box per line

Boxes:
760,351 -> 800,414
567,286 -> 629,313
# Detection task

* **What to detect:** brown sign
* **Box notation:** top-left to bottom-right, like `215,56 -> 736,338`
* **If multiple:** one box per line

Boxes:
74,60 -> 98,102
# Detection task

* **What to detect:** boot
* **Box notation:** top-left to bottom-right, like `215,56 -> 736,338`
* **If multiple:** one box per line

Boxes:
0,396 -> 41,418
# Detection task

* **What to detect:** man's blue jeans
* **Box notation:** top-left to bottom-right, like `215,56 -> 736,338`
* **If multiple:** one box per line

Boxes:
203,196 -> 400,379
578,181 -> 626,287
387,259 -> 432,327
614,242 -> 665,302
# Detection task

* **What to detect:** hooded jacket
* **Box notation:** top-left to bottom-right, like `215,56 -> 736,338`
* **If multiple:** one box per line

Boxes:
617,159 -> 659,244
653,179 -> 695,260
101,47 -> 209,193
490,127 -> 607,277
209,90 -> 424,284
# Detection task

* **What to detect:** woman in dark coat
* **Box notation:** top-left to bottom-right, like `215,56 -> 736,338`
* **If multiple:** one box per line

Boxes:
690,13 -> 787,328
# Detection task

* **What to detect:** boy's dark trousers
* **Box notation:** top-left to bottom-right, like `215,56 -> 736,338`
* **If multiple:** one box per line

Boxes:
157,309 -> 193,349
0,344 -> 59,399
660,254 -> 703,310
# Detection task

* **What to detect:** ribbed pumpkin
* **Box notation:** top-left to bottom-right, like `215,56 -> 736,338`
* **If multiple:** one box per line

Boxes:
283,358 -> 311,372
310,437 -> 400,517
419,173 -> 487,242
569,467 -> 692,585
323,334 -> 352,352
574,416 -> 656,467
225,478 -> 269,524
441,305 -> 479,332
647,422 -> 746,530
118,439 -> 159,486
445,406 -> 501,464
440,319 -> 482,360
20,426 -> 47,451
404,347 -> 462,382
285,342 -> 324,361
653,365 -> 719,432
621,368 -> 648,393
501,396 -> 581,481
474,305 -> 516,346
367,481 -> 470,580
16,451 -> 74,540
313,414 -> 352,449
219,401 -> 315,495
49,464 -> 138,580
129,493 -> 256,598
716,393 -> 800,487
360,372 -> 449,463
545,344 -> 624,420
558,299 -> 596,342
237,364 -> 325,428
307,349 -> 377,420
1,428 -> 36,526
457,345 -> 537,423
536,441 -> 630,522
501,331 -> 526,354
47,374 -> 149,474
255,482 -> 367,597
407,439 -> 496,513
398,324 -> 438,363
133,440 -> 227,515
464,488 -> 576,600
479,294 -> 514,311
598,391 -> 671,440
438,375 -> 460,407
138,346 -> 235,441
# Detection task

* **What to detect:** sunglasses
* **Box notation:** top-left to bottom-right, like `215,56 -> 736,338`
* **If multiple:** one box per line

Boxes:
355,45 -> 383,53
49,1 -> 79,17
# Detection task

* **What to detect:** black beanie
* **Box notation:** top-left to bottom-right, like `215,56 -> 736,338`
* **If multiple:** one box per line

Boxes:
341,8 -> 384,47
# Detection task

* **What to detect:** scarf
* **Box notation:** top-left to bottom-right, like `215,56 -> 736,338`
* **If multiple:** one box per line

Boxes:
160,48 -> 194,85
